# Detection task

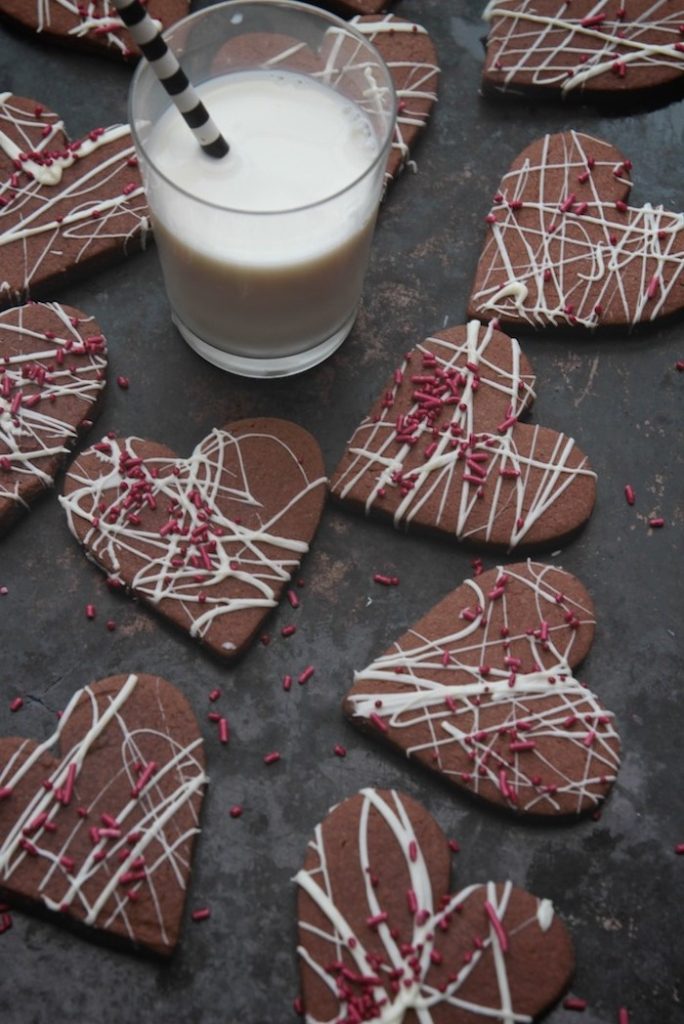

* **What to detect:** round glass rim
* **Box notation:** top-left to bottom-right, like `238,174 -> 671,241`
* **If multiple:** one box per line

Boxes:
128,0 -> 397,217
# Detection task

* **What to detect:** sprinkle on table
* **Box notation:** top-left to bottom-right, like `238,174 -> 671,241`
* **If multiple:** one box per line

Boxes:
191,907 -> 211,922
9,697 -> 23,712
229,805 -> 243,819
263,751 -> 281,765
563,996 -> 588,1011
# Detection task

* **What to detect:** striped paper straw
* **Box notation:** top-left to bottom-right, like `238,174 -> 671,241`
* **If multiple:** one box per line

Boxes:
113,0 -> 229,158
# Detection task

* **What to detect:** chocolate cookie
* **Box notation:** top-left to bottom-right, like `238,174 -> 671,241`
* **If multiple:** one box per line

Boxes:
345,561 -> 621,816
350,15 -> 440,181
296,788 -> 575,1021
482,0 -> 684,101
60,419 -> 327,659
330,320 -> 596,549
0,673 -> 207,955
313,0 -> 394,15
0,301 -> 107,537
0,94 -> 149,307
469,131 -> 684,329
0,1 -> 189,61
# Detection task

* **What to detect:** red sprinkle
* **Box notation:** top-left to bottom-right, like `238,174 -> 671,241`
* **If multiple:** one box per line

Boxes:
218,717 -> 230,744
563,996 -> 588,1011
9,696 -> 23,712
333,744 -> 347,758
287,589 -> 300,609
298,665 -> 315,685
649,517 -> 665,528
85,603 -> 96,620
282,674 -> 293,692
281,624 -> 297,637
370,712 -> 388,733
624,484 -> 635,506
373,572 -> 400,586
229,805 -> 243,818
116,375 -> 130,390
191,907 -> 211,922
448,838 -> 461,853
263,751 -> 281,765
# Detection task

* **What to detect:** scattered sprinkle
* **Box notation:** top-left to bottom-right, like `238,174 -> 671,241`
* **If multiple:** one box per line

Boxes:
191,907 -> 211,922
298,665 -> 315,685
229,805 -> 243,819
624,484 -> 635,506
208,688 -> 221,702
263,751 -> 281,765
649,517 -> 665,529
563,996 -> 588,1011
281,624 -> 297,637
333,744 -> 347,758
9,697 -> 23,713
373,573 -> 400,586
287,589 -> 300,609
116,375 -> 130,390
85,603 -> 96,620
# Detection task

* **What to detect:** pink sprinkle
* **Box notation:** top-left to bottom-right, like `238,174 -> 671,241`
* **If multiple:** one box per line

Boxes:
509,740 -> 536,752
583,730 -> 596,748
646,274 -> 660,300
85,604 -> 96,620
9,696 -> 23,712
649,517 -> 665,528
406,889 -> 418,914
624,484 -> 635,506
0,913 -> 12,934
293,996 -> 304,1017
263,751 -> 281,765
498,770 -> 513,801
229,805 -> 243,818
191,907 -> 211,922
208,688 -> 221,702
563,996 -> 588,1011
116,375 -> 129,390
370,712 -> 388,733
408,840 -> 418,862
131,761 -> 157,797
483,900 -> 509,952
218,717 -> 230,744
373,573 -> 400,586
674,843 -> 684,854
0,787 -> 12,800
366,912 -> 389,928
61,762 -> 77,805
618,1010 -> 630,1024
333,744 -> 347,758
281,624 -> 297,637
448,839 -> 461,853
559,192 -> 576,213
298,665 -> 315,685
615,199 -> 628,213
106,619 -> 116,632
676,360 -> 684,371
282,674 -> 293,692
287,589 -> 300,609
581,12 -> 605,26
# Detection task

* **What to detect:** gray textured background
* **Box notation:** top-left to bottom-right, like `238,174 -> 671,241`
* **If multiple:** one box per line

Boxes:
1,2 -> 683,1022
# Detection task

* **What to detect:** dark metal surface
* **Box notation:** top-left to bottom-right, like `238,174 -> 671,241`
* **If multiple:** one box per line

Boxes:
1,3 -> 683,1022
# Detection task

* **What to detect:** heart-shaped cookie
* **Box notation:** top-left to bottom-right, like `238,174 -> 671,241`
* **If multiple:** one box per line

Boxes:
345,562 -> 621,816
349,15 -> 440,182
482,0 -> 684,101
0,94 -> 149,308
296,788 -> 574,1022
468,131 -> 684,329
0,301 -> 107,537
0,673 -> 206,955
0,1 -> 189,61
330,320 -> 596,549
60,419 -> 327,659
214,14 -> 439,185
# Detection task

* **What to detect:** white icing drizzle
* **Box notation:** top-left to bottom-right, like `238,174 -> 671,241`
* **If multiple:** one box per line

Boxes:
0,674 -> 207,947
59,426 -> 326,648
471,129 -> 684,327
296,788 -> 559,1023
0,93 -> 149,302
0,302 -> 106,511
483,0 -> 684,93
332,319 -> 595,549
348,562 -> 620,814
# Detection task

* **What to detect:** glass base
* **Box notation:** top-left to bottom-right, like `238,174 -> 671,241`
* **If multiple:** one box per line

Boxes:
172,309 -> 357,379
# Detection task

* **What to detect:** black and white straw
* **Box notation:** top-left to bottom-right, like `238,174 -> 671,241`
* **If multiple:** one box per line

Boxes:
114,0 -> 229,158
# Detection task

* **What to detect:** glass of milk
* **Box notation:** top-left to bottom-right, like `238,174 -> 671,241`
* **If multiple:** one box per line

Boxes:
129,0 -> 396,378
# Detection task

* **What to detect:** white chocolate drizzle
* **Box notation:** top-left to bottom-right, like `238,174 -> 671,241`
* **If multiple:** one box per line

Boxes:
348,562 -> 620,815
296,788 -> 560,1023
0,674 -> 207,948
0,302 -> 106,512
471,130 -> 684,328
483,0 -> 684,93
59,425 -> 326,651
332,320 -> 595,549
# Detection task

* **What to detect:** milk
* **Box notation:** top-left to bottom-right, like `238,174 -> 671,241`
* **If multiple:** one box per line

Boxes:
144,71 -> 382,363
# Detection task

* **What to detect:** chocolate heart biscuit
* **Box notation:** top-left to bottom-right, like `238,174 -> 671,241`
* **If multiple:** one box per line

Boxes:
330,320 -> 596,550
296,788 -> 575,1021
60,418 -> 327,659
0,301 -> 107,537
469,131 -> 684,329
0,94 -> 149,307
482,0 -> 684,101
0,673 -> 206,955
345,561 -> 621,816
0,1 -> 189,61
